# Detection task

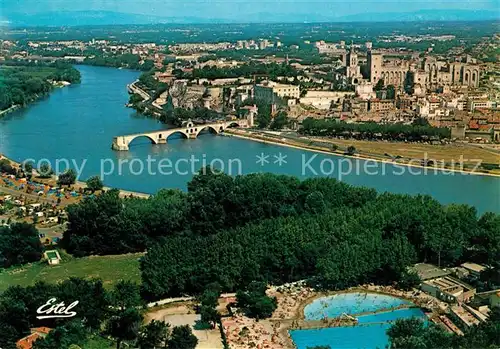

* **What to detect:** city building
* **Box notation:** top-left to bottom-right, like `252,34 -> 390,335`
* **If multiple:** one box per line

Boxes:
299,91 -> 353,110
254,81 -> 300,103
449,305 -> 484,329
345,45 -> 363,85
461,262 -> 487,278
411,263 -> 453,281
421,276 -> 476,303
473,289 -> 500,309
367,49 -> 409,87
412,57 -> 481,88
369,99 -> 395,112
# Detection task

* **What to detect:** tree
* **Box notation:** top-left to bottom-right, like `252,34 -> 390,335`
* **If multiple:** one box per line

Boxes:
107,308 -> 143,349
386,84 -> 396,99
33,321 -> 87,349
255,103 -> 272,129
199,283 -> 221,327
0,159 -> 16,175
387,318 -> 426,342
110,280 -> 142,311
270,111 -> 289,130
374,79 -> 385,91
346,145 -> 356,155
168,325 -> 198,349
23,162 -> 34,177
0,323 -> 19,349
412,117 -> 430,127
38,163 -> 54,178
57,278 -> 110,330
397,270 -> 421,291
304,191 -> 326,214
236,282 -> 277,320
86,176 -> 104,193
138,320 -> 171,349
0,223 -> 43,268
58,169 -> 77,186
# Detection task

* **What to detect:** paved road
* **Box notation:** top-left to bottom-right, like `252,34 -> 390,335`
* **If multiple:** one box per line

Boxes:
128,80 -> 151,101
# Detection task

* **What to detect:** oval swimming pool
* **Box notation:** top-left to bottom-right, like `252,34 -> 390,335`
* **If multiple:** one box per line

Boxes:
304,292 -> 413,319
291,292 -> 426,349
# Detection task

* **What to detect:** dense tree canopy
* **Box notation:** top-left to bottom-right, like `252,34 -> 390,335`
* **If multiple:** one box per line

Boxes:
137,320 -> 170,349
83,53 -> 152,71
85,176 -> 104,192
0,278 -> 110,348
0,61 -> 80,111
57,169 -> 77,186
300,118 -> 451,141
136,172 -> 498,299
167,325 -> 198,349
0,159 -> 16,175
236,282 -> 277,319
0,223 -> 44,268
190,62 -> 298,80
61,170 -> 498,302
63,172 -> 376,256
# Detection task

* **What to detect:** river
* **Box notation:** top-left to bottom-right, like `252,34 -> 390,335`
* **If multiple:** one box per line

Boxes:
0,65 -> 498,213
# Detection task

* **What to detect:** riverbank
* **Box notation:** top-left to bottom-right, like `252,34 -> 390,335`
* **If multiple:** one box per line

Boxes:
0,82 -> 72,118
224,129 -> 500,178
0,104 -> 20,117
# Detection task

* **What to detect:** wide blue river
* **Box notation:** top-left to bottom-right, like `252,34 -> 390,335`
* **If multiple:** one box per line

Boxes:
0,65 -> 498,213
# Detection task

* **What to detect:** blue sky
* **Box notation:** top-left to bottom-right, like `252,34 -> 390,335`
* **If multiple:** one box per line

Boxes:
1,0 -> 499,21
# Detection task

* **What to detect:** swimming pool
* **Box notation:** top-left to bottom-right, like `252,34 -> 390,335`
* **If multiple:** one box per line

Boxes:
291,293 -> 426,349
304,292 -> 412,320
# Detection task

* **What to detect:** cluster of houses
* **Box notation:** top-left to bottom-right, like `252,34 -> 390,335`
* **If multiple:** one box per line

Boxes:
412,262 -> 499,334
0,195 -> 64,225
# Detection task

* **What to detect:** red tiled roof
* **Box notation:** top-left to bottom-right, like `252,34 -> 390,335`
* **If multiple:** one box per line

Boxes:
469,120 -> 480,130
31,327 -> 52,335
478,125 -> 493,131
16,333 -> 41,349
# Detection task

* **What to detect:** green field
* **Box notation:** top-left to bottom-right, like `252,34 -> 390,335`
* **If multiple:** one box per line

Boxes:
83,336 -> 115,349
0,251 -> 143,292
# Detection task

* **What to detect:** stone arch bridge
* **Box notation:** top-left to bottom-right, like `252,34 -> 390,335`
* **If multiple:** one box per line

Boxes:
112,119 -> 249,151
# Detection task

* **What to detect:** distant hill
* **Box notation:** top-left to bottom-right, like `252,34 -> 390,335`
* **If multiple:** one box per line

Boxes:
1,11 -> 229,27
2,9 -> 499,27
335,9 -> 500,22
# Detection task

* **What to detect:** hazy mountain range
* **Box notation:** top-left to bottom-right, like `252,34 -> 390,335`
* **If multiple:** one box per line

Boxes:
1,9 -> 498,27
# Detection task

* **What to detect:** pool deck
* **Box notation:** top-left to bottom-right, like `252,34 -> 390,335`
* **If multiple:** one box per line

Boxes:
223,284 -> 444,349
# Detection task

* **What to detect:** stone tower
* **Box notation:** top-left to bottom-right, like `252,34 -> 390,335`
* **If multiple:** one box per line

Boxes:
367,49 -> 382,84
346,43 -> 362,84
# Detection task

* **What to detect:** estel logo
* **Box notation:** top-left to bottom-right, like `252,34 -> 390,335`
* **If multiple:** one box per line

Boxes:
36,298 -> 79,320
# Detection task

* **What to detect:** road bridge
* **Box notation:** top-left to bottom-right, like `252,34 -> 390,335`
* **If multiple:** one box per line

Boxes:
112,119 -> 250,151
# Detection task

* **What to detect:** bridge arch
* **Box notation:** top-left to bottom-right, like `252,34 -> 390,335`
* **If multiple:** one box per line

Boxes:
196,125 -> 220,137
226,122 -> 241,128
127,134 -> 157,148
166,130 -> 189,140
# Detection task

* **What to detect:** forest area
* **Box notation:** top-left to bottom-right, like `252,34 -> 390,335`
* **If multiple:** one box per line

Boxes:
0,61 -> 81,111
57,169 -> 499,300
300,117 -> 452,141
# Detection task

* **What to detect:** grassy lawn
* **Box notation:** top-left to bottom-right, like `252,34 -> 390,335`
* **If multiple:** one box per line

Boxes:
313,137 -> 500,165
0,251 -> 143,292
83,336 -> 116,349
